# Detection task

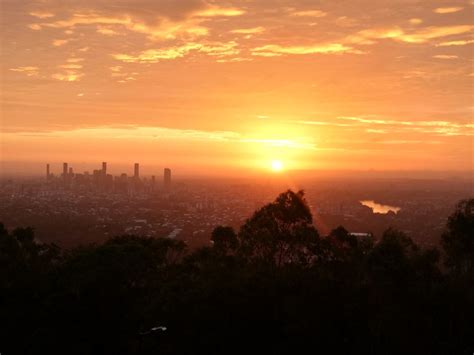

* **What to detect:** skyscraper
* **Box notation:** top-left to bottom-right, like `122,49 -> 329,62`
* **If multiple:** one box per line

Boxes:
63,163 -> 68,178
102,162 -> 107,175
46,164 -> 50,180
164,168 -> 171,188
151,175 -> 156,191
134,163 -> 140,179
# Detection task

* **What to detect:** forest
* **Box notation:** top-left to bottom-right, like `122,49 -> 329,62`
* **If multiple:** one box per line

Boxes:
1,190 -> 473,354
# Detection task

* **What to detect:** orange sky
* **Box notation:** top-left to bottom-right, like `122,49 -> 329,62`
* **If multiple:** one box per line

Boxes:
1,0 -> 473,176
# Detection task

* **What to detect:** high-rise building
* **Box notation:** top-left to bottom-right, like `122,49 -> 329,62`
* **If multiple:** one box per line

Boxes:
68,167 -> 73,175
134,163 -> 140,179
102,162 -> 107,175
164,168 -> 171,188
63,163 -> 68,178
46,164 -> 50,180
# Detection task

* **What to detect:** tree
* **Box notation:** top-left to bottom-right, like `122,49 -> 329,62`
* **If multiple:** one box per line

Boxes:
442,199 -> 474,275
211,226 -> 238,254
238,190 -> 319,266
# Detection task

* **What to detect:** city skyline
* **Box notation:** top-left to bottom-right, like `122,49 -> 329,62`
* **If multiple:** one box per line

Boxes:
45,161 -> 173,180
1,0 -> 473,176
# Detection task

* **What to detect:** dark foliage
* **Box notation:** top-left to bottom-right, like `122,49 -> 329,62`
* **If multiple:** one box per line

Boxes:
1,192 -> 473,355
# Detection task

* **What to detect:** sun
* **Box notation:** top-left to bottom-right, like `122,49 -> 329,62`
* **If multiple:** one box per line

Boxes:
271,159 -> 284,172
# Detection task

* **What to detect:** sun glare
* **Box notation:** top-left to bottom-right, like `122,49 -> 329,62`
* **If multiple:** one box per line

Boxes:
271,159 -> 284,172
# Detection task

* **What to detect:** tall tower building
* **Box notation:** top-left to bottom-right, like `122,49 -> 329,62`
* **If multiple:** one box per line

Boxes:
46,164 -> 50,180
63,163 -> 68,178
134,163 -> 140,179
164,168 -> 171,188
102,162 -> 107,175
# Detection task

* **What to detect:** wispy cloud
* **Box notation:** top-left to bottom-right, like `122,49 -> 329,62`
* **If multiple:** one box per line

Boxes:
29,11 -> 55,19
9,66 -> 39,76
436,39 -> 474,46
433,54 -> 459,59
230,27 -> 265,34
29,4 -> 244,41
97,26 -> 119,36
337,116 -> 473,136
433,7 -> 464,14
348,25 -> 474,44
113,41 -> 239,63
252,43 -> 363,56
52,39 -> 69,47
51,72 -> 84,82
7,125 -> 315,151
409,18 -> 423,25
290,10 -> 327,17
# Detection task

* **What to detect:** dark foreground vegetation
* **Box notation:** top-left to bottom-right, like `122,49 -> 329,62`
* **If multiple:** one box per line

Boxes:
1,191 -> 473,355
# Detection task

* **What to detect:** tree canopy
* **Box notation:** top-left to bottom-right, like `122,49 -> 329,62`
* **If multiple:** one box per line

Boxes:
0,194 -> 473,354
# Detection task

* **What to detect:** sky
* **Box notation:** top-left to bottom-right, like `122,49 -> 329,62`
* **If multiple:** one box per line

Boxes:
1,0 -> 473,176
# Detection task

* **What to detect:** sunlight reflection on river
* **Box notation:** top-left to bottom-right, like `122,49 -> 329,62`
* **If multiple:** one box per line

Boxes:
360,200 -> 401,214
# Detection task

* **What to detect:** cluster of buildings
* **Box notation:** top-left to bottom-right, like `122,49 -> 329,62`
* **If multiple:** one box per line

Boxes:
45,162 -> 172,194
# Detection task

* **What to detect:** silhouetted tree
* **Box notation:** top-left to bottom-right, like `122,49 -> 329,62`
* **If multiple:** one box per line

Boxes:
1,195 -> 473,354
238,190 -> 319,266
211,226 -> 238,254
442,198 -> 474,275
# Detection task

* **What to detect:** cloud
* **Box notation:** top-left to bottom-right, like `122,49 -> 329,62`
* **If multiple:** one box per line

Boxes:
52,72 -> 84,82
400,25 -> 474,43
230,27 -> 265,34
32,13 -> 207,41
113,41 -> 239,63
252,43 -> 363,56
336,116 -> 473,136
433,7 -> 464,14
194,6 -> 245,17
290,10 -> 327,17
67,57 -> 84,63
409,18 -> 423,25
29,11 -> 55,19
436,39 -> 474,46
433,54 -> 459,59
52,39 -> 70,47
216,57 -> 253,63
9,66 -> 39,76
28,3 -> 244,41
28,24 -> 42,30
97,26 -> 119,36
59,64 -> 83,69
349,25 -> 474,44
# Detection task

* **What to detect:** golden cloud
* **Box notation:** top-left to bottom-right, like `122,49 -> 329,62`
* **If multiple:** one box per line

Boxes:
97,26 -> 119,36
433,54 -> 459,59
9,66 -> 39,76
230,27 -> 265,34
252,43 -> 362,56
335,116 -> 473,136
113,41 -> 239,63
195,6 -> 245,17
29,4 -> 244,41
433,7 -> 464,14
436,39 -> 474,46
29,11 -> 55,19
290,10 -> 327,17
52,39 -> 69,47
349,25 -> 474,44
